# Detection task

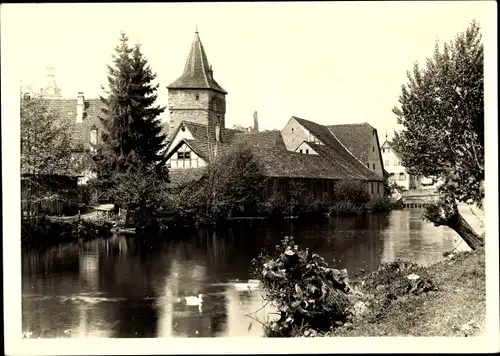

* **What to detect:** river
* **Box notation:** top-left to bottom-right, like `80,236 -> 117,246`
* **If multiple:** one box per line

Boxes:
22,208 -> 469,338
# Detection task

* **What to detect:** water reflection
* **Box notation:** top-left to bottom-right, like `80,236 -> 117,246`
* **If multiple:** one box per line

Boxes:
22,209 -> 462,338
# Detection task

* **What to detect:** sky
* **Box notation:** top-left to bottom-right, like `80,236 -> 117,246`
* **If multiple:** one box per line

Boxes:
3,1 -> 496,139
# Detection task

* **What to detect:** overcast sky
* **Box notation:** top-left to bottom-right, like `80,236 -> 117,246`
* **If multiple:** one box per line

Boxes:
3,1 -> 495,138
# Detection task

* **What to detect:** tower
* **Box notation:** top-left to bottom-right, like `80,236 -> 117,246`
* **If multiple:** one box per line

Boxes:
40,67 -> 62,98
166,29 -> 227,141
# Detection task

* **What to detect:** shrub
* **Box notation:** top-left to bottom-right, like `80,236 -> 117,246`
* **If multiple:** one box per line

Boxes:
21,216 -> 113,248
329,201 -> 366,215
370,196 -> 393,213
333,180 -> 370,206
250,236 -> 352,337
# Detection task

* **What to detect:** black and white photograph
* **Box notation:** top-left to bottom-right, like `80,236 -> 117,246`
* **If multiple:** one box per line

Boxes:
2,1 -> 498,354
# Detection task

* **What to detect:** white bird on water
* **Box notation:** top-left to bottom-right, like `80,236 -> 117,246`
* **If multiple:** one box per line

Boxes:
185,294 -> 203,313
185,294 -> 203,306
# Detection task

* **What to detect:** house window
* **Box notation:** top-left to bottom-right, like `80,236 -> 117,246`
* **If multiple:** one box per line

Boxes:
300,149 -> 303,153
394,161 -> 400,166
384,160 -> 389,166
291,128 -> 294,131
177,152 -> 185,159
399,173 -> 405,180
366,163 -> 369,167
371,182 -> 374,194
184,151 -> 191,159
306,149 -> 309,154
181,126 -> 186,132
390,173 -> 395,177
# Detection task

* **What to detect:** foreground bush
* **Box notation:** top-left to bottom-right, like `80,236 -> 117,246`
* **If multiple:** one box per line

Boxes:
251,237 -> 352,337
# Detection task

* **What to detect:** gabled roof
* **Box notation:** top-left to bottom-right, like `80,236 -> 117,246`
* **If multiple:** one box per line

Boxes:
167,31 -> 227,94
292,117 -> 382,181
327,123 -> 376,164
183,121 -> 240,143
166,120 -> 383,182
381,140 -> 403,161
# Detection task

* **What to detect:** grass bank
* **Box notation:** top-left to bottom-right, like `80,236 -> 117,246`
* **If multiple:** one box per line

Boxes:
253,236 -> 485,337
327,249 -> 486,337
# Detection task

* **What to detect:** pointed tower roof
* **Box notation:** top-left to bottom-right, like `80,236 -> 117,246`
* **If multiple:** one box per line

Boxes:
167,30 -> 227,94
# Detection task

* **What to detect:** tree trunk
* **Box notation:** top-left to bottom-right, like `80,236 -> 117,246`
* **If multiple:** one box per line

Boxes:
425,196 -> 485,251
446,210 -> 484,251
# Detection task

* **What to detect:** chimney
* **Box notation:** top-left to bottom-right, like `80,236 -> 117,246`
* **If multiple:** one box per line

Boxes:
253,110 -> 259,132
76,92 -> 84,123
215,118 -> 221,143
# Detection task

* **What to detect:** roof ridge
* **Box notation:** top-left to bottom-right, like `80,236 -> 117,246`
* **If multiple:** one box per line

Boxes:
196,32 -> 211,88
326,126 -> 376,176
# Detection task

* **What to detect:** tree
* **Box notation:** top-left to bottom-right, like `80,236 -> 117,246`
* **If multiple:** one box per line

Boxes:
108,150 -> 170,230
392,20 -> 484,250
176,142 -> 267,224
20,96 -> 89,218
97,32 -> 166,179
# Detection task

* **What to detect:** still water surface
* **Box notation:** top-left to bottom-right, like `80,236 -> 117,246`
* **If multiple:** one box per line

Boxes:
22,209 -> 468,338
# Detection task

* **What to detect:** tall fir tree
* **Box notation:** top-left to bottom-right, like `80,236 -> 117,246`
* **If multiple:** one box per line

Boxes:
97,32 -> 166,178
129,43 -> 166,164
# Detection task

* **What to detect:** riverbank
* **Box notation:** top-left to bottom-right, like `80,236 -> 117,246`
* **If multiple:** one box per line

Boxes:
325,248 -> 486,337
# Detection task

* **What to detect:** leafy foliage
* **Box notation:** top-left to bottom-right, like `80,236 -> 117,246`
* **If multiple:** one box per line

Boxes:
21,96 -> 91,218
181,142 -> 267,224
107,150 -> 170,230
21,215 -> 113,248
392,20 -> 484,206
370,196 -> 393,213
251,237 -> 351,337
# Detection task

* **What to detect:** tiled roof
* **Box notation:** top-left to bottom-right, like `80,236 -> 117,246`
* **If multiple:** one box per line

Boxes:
167,167 -> 206,188
183,121 -> 240,144
293,117 -> 382,181
166,120 -> 383,182
167,32 -> 227,94
327,123 -> 376,164
44,98 -> 106,148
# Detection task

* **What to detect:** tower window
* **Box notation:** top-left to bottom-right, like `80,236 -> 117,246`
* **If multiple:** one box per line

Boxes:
372,146 -> 375,152
372,163 -> 375,169
195,94 -> 199,100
